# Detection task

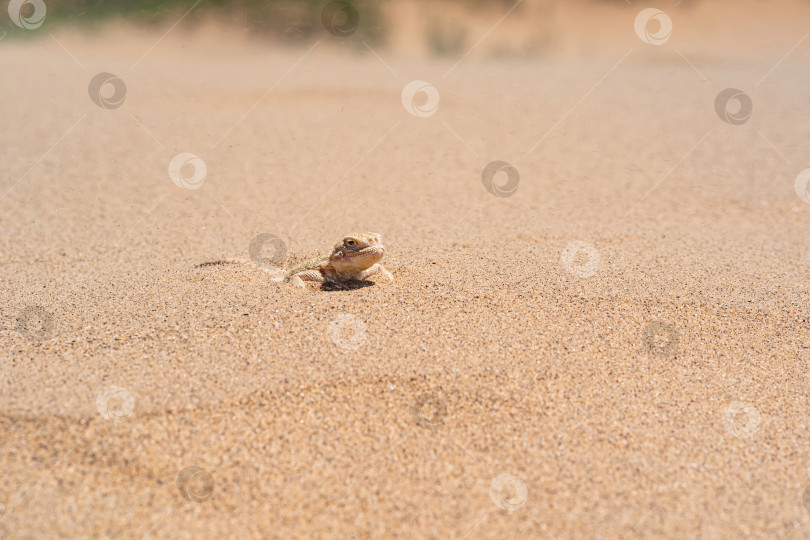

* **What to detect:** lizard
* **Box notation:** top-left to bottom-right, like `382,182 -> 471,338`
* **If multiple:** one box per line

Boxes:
196,232 -> 393,288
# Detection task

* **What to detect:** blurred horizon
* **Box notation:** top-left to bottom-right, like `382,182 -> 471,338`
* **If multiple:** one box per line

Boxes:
3,0 -> 806,59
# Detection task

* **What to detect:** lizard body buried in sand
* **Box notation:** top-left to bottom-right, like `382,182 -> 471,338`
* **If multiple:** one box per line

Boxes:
196,232 -> 393,288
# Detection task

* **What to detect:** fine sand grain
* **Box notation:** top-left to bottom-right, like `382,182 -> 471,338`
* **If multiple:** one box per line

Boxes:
3,1 -> 810,537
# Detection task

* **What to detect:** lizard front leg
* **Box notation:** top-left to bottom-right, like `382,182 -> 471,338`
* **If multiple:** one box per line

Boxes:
357,263 -> 393,282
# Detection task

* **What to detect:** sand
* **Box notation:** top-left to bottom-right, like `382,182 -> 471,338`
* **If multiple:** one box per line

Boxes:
3,1 -> 810,537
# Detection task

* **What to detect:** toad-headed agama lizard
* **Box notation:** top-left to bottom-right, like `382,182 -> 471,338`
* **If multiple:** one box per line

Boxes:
196,232 -> 393,288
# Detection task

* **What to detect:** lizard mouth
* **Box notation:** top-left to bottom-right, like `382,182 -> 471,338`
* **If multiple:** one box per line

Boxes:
345,245 -> 385,259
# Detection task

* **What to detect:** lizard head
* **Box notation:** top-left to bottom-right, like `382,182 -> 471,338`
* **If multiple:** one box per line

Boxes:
329,232 -> 385,274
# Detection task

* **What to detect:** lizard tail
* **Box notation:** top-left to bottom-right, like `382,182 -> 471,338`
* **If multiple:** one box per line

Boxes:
194,258 -> 253,268
195,258 -> 286,282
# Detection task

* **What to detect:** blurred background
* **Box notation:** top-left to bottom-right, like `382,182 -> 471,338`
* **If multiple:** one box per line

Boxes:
4,0 -> 800,57
3,0 -> 810,264
3,0 -> 809,68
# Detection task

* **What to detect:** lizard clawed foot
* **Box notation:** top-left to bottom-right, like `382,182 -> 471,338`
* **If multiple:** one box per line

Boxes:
378,266 -> 394,282
358,263 -> 393,283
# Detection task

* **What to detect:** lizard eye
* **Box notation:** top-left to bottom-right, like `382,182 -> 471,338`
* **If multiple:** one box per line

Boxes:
346,240 -> 355,246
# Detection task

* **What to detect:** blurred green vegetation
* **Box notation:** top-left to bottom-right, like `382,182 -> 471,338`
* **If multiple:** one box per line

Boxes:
0,0 -> 384,42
